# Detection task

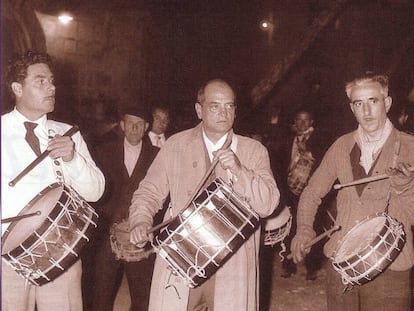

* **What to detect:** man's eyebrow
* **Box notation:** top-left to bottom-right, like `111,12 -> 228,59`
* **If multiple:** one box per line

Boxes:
32,74 -> 54,79
352,97 -> 378,104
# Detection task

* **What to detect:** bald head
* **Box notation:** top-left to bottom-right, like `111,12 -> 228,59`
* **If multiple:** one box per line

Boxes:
197,79 -> 236,105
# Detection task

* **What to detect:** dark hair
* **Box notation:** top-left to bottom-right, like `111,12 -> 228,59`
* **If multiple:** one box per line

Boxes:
294,107 -> 314,120
151,104 -> 170,116
6,51 -> 54,93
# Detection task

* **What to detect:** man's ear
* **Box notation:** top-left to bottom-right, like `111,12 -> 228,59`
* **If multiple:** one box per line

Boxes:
120,120 -> 125,132
349,102 -> 355,114
11,82 -> 22,97
195,102 -> 202,120
385,96 -> 392,113
145,122 -> 149,132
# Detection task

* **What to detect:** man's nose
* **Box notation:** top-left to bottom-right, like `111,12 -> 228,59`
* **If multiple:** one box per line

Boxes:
47,82 -> 56,93
362,102 -> 371,114
217,105 -> 228,116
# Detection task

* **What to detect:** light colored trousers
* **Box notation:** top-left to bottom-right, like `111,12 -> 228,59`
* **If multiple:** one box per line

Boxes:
2,259 -> 83,311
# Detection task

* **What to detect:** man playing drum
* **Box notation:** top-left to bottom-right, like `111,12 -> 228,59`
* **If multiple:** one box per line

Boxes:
291,72 -> 414,311
129,79 -> 279,311
1,51 -> 105,310
91,107 -> 159,311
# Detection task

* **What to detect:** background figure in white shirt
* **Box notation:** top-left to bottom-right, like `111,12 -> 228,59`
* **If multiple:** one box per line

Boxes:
90,107 -> 159,311
1,50 -> 105,311
147,104 -> 170,148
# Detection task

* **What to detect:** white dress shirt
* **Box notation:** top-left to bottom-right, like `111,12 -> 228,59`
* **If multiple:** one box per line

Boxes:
148,131 -> 165,148
202,130 -> 238,182
1,108 -> 105,234
124,138 -> 142,176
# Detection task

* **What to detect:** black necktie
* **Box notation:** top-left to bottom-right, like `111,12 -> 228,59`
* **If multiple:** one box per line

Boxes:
24,122 -> 41,156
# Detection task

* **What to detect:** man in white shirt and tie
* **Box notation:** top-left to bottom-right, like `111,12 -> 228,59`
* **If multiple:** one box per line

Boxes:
147,105 -> 170,148
1,50 -> 105,311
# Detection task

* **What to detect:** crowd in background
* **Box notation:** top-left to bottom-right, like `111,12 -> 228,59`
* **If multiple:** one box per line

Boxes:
2,51 -> 413,311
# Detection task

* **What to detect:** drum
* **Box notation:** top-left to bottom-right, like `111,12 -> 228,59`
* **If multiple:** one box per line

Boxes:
2,183 -> 98,286
263,206 -> 292,246
110,219 -> 153,262
153,177 -> 260,288
332,213 -> 405,287
287,151 -> 314,196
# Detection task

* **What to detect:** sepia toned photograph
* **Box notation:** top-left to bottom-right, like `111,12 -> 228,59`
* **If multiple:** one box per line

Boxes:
1,0 -> 414,310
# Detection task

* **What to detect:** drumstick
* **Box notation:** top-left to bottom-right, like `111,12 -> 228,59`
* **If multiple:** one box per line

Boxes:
1,211 -> 42,224
333,166 -> 414,190
286,225 -> 341,260
9,125 -> 80,187
147,133 -> 233,235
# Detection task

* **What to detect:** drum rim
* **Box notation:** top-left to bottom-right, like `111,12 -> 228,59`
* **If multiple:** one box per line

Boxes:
1,183 -> 98,285
333,213 -> 394,261
153,177 -> 260,288
2,183 -> 64,252
332,213 -> 406,286
264,206 -> 292,232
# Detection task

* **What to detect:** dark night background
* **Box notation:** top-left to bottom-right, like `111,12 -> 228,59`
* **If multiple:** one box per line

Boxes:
2,0 -> 414,141
1,1 -> 414,310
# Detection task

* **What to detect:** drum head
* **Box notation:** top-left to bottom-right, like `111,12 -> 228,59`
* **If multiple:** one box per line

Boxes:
334,216 -> 385,261
2,183 -> 63,254
264,206 -> 291,231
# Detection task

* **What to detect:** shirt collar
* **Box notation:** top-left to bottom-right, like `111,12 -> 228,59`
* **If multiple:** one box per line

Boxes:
201,130 -> 238,162
149,131 -> 164,138
13,108 -> 48,134
124,138 -> 142,150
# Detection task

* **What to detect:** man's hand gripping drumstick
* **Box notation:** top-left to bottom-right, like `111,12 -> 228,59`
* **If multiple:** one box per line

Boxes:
130,134 -> 234,248
288,225 -> 341,262
9,126 -> 79,187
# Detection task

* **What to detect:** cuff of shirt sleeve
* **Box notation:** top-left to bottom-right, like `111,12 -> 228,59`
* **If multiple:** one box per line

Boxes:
129,215 -> 153,231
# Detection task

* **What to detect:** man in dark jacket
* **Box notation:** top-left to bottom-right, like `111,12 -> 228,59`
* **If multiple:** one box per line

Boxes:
91,106 -> 159,311
281,108 -> 332,280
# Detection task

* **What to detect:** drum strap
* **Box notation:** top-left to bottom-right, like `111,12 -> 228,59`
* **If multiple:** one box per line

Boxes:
384,135 -> 401,214
48,127 -> 66,184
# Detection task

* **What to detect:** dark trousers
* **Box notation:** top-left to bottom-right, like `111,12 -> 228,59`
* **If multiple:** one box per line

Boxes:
326,264 -> 412,311
282,193 -> 325,274
259,243 -> 275,311
91,234 -> 155,311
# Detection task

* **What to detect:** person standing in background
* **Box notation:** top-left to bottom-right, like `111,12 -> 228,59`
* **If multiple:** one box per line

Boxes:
1,50 -> 105,311
91,107 -> 159,311
147,104 -> 171,148
281,108 -> 331,281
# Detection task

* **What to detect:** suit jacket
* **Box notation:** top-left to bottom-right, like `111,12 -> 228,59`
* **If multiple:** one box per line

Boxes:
94,138 -> 159,225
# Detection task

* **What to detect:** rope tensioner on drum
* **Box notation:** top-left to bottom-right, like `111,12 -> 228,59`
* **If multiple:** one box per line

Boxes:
331,213 -> 405,290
